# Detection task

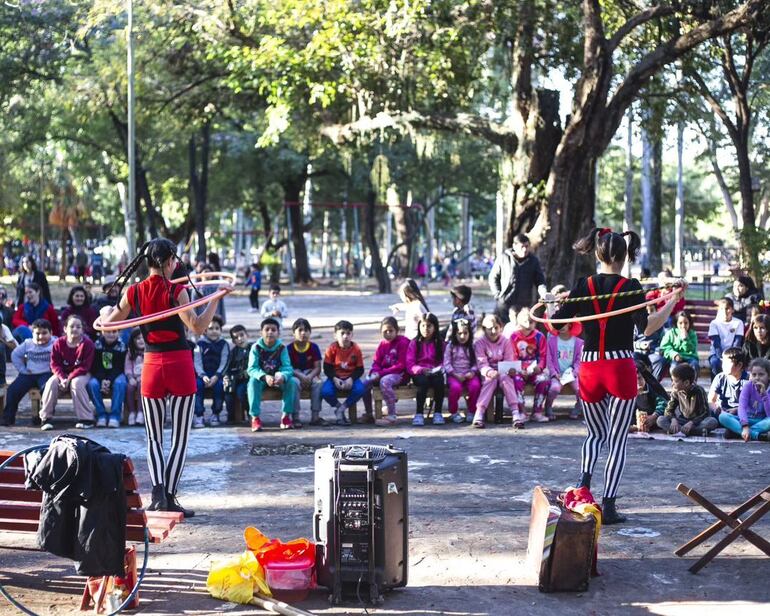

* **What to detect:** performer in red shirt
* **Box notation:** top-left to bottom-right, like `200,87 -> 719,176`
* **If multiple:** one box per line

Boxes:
100,239 -> 231,516
551,228 -> 683,524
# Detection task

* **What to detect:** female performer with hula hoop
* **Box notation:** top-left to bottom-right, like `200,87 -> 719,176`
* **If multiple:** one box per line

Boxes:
547,228 -> 684,524
99,238 -> 232,517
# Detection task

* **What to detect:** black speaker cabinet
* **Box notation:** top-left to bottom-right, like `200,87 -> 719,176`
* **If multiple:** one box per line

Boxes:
313,444 -> 408,604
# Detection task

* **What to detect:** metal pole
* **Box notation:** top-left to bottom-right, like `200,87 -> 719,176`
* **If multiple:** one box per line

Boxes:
39,158 -> 45,269
126,0 -> 137,256
495,190 -> 504,257
674,121 -> 685,277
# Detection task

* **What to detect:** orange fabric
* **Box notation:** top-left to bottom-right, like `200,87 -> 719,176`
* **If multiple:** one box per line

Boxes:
323,342 -> 364,379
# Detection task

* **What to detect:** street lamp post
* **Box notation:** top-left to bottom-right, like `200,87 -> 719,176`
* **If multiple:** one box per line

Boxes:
125,0 -> 137,259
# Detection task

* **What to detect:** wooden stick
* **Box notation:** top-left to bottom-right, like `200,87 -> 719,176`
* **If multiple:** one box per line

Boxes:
250,593 -> 317,616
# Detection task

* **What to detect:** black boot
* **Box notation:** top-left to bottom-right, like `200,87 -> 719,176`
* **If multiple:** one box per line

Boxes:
148,485 -> 167,511
602,497 -> 627,525
165,492 -> 195,518
577,472 -> 592,490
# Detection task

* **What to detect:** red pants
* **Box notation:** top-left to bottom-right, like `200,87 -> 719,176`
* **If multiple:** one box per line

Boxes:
142,351 -> 196,398
579,358 -> 637,403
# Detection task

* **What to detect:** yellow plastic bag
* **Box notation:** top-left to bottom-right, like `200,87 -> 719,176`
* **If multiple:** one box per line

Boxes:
206,550 -> 271,604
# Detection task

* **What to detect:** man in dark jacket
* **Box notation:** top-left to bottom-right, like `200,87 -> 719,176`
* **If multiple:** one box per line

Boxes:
488,234 -> 547,324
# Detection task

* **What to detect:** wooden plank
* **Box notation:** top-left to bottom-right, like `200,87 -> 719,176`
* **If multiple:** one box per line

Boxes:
0,485 -> 143,508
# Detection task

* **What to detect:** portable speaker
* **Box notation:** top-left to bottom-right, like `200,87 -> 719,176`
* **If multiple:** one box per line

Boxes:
313,444 -> 408,604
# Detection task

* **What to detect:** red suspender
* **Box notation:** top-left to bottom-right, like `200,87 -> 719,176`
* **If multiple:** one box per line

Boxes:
587,276 -> 627,360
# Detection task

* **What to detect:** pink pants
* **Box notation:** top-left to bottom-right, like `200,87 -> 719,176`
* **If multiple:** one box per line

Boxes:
476,372 -> 518,414
545,377 -> 580,412
513,373 -> 550,414
447,375 -> 481,414
375,373 -> 407,415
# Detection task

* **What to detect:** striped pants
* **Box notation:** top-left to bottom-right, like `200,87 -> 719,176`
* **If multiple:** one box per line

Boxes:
580,395 -> 636,499
141,395 -> 195,495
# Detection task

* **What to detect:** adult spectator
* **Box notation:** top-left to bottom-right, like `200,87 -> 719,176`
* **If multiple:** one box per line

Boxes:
15,255 -> 51,308
12,283 -> 61,341
0,286 -> 14,334
93,276 -> 121,312
74,248 -> 89,282
488,234 -> 547,324
59,285 -> 99,340
90,249 -> 104,283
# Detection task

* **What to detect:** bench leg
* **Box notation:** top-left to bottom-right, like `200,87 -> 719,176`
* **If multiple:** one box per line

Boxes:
348,403 -> 357,424
374,398 -> 383,420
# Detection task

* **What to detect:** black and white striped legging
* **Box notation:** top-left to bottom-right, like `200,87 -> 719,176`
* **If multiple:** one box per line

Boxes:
141,395 -> 195,495
580,395 -> 636,499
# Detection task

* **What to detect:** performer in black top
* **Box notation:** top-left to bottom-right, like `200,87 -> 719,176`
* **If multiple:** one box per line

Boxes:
551,228 -> 684,524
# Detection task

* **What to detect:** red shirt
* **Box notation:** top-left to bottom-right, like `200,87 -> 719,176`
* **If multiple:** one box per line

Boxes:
127,275 -> 185,346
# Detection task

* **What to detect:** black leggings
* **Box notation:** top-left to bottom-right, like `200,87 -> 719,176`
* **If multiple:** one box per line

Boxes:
412,373 -> 445,415
249,288 -> 260,309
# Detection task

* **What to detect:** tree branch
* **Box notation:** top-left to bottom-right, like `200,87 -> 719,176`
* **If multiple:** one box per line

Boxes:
320,111 -> 518,153
226,0 -> 260,47
687,71 -> 738,140
604,0 -> 762,134
607,5 -> 677,51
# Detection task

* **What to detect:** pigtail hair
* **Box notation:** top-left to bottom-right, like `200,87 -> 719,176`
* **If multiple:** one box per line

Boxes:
109,243 -> 149,298
573,227 -> 601,255
621,230 -> 641,263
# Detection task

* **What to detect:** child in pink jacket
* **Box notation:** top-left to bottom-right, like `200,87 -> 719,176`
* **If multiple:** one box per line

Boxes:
545,321 -> 583,420
443,318 -> 480,423
406,313 -> 445,426
510,308 -> 550,422
473,314 -> 522,428
368,317 -> 410,425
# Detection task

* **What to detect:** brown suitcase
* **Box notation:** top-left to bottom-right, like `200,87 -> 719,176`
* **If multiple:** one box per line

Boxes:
526,486 -> 596,592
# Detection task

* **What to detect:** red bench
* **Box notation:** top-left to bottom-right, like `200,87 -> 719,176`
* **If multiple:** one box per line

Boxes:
684,299 -> 718,345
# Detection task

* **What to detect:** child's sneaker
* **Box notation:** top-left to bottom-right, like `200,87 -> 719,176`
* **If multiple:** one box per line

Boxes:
334,405 -> 351,426
96,417 -> 107,428
511,411 -> 526,428
569,404 -> 582,420
209,414 -> 220,427
41,422 -> 54,431
136,412 -> 145,426
108,418 -> 120,428
219,411 -> 229,424
432,412 -> 445,425
466,412 -> 474,423
361,412 -> 375,424
412,414 -> 425,426
376,414 -> 398,426
192,416 -> 205,429
530,413 -> 549,423
291,414 -> 303,429
452,413 -> 464,424
75,421 -> 94,430
251,417 -> 263,432
280,415 -> 294,430
472,411 -> 485,428
127,412 -> 137,426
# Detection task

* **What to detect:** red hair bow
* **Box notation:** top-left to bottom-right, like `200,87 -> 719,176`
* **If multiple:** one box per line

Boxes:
598,228 -> 612,237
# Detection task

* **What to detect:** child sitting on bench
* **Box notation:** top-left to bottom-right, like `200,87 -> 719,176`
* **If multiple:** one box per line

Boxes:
708,346 -> 748,420
368,316 -> 409,426
322,320 -> 367,425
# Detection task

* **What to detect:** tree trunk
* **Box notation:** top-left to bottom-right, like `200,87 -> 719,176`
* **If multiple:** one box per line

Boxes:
364,189 -> 391,293
189,122 -> 210,263
640,118 -> 662,274
391,201 -> 409,277
707,140 -> 740,230
624,111 -> 634,234
674,122 -> 685,276
283,175 -> 313,284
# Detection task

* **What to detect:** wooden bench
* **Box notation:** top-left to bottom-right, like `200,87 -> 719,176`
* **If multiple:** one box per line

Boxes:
0,449 -> 183,543
231,388 -> 358,424
0,448 -> 183,609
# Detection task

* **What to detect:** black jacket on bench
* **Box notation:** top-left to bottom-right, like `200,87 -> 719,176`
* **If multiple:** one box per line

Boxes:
25,435 -> 126,576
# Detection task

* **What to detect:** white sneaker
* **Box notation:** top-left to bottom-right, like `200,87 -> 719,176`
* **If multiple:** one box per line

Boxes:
136,412 -> 145,426
452,413 -> 465,424
127,412 -> 137,426
432,412 -> 446,425
218,411 -> 228,424
192,416 -> 205,429
412,414 -> 425,426
334,405 -> 351,426
96,417 -> 108,428
208,414 -> 220,427
108,418 -> 120,428
75,421 -> 94,430
375,414 -> 398,426
41,422 -> 54,431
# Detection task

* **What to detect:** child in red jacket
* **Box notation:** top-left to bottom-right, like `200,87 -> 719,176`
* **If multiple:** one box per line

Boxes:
510,308 -> 550,422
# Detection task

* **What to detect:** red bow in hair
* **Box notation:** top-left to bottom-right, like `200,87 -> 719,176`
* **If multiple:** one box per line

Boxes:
598,228 -> 612,237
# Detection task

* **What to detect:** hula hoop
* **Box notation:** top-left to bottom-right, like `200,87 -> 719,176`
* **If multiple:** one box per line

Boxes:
541,284 -> 672,304
182,279 -> 234,289
93,288 -> 230,332
529,288 -> 681,325
170,271 -> 236,284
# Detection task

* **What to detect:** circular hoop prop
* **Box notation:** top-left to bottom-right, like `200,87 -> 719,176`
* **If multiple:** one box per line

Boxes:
170,271 -> 237,285
93,288 -> 230,332
529,288 -> 681,325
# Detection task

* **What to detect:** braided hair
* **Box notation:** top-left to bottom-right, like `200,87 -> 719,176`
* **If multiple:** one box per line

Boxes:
573,227 -> 641,265
108,238 -> 200,299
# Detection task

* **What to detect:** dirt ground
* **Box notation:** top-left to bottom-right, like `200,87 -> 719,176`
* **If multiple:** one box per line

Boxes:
1,287 -> 769,615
